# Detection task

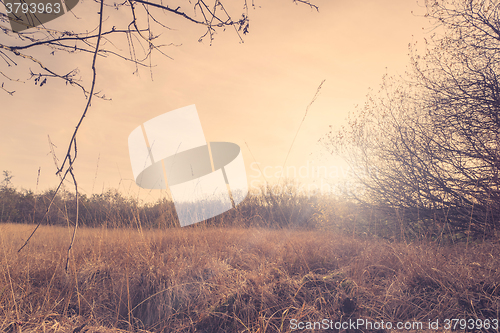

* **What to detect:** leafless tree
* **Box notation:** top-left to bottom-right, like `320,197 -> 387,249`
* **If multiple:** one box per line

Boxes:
323,0 -> 500,242
1,0 -> 318,95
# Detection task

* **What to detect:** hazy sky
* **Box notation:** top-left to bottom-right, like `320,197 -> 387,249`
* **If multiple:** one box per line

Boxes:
0,0 -> 432,202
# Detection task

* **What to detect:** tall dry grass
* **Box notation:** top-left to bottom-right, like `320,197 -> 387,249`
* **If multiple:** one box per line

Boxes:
1,222 -> 499,332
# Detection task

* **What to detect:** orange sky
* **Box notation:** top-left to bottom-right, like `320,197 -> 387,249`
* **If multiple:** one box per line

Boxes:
0,0 -> 432,202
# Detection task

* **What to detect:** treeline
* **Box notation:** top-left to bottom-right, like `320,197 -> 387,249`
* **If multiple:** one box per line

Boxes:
0,182 -> 324,230
2,177 -> 494,243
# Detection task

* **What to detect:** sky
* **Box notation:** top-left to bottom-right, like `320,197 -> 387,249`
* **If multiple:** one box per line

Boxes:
0,0 -> 433,203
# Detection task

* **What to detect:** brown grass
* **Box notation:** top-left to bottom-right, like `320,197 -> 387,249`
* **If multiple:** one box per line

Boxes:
1,223 -> 499,332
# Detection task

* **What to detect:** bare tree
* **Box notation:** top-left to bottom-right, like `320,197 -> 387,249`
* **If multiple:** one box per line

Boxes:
323,0 -> 500,241
1,0 -> 318,94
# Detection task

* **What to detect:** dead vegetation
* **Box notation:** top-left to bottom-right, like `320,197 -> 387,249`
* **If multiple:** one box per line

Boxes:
1,223 -> 499,332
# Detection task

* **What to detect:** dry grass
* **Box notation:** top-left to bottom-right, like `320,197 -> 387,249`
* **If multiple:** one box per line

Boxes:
1,223 -> 499,332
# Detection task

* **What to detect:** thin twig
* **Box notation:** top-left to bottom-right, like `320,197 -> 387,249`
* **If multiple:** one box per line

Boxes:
18,0 -> 105,253
31,167 -> 40,225
280,79 -> 325,183
65,168 -> 79,273
17,170 -> 70,252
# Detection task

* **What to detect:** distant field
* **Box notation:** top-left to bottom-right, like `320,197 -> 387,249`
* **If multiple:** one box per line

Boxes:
1,223 -> 499,332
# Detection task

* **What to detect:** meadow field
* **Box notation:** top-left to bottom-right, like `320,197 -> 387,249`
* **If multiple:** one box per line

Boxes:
1,219 -> 499,332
